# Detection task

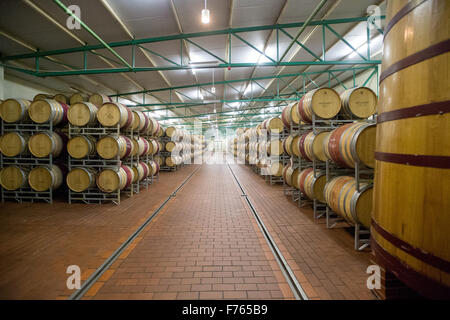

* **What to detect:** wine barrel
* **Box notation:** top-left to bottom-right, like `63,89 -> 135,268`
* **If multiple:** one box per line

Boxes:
28,164 -> 64,191
327,122 -> 376,168
303,170 -> 327,202
88,93 -> 112,108
297,168 -> 313,194
96,135 -> 133,159
148,160 -> 160,176
148,139 -> 159,155
0,166 -> 29,190
0,98 -> 31,123
298,132 -> 312,161
67,102 -> 98,126
284,164 -> 299,187
97,102 -> 133,129
291,135 -> 301,157
132,162 -> 149,182
28,131 -> 65,158
96,165 -> 133,193
154,155 -> 163,166
297,88 -> 341,123
324,176 -> 372,228
165,141 -> 177,152
281,104 -> 292,128
66,167 -> 96,192
165,126 -> 177,138
157,126 -> 164,137
0,132 -> 29,157
267,139 -> 284,156
69,93 -> 87,105
371,0 -> 450,298
28,99 -> 68,124
53,94 -> 68,104
136,137 -> 149,156
262,117 -> 284,134
340,87 -> 377,119
165,155 -> 181,167
236,128 -> 245,136
132,110 -> 150,133
303,131 -> 329,162
33,93 -> 52,101
269,161 -> 283,177
67,135 -> 96,159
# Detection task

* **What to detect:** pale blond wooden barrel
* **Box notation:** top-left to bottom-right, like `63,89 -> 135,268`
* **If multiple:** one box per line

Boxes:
269,161 -> 283,177
88,93 -> 111,108
0,132 -> 29,157
298,88 -> 341,123
148,139 -> 159,155
132,110 -> 150,133
148,160 -> 160,176
66,167 -> 96,192
53,94 -> 68,104
28,164 -> 64,191
67,135 -> 96,159
96,135 -> 133,159
67,102 -> 98,126
69,93 -> 87,105
28,99 -> 69,124
132,162 -> 149,182
0,99 -> 31,123
28,132 -> 64,158
304,131 -> 330,162
33,94 -> 52,101
340,87 -> 377,119
291,135 -> 301,157
324,176 -> 372,228
97,102 -> 132,128
135,137 -> 150,156
0,166 -> 29,190
165,141 -> 177,152
266,117 -> 284,134
327,122 -> 376,168
267,139 -> 283,156
303,170 -> 327,202
96,165 -> 133,193
165,155 -> 181,167
154,155 -> 163,166
371,0 -> 450,296
281,105 -> 292,128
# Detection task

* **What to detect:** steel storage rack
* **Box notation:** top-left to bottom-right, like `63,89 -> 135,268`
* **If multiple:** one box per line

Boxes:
0,119 -> 62,204
67,124 -> 124,204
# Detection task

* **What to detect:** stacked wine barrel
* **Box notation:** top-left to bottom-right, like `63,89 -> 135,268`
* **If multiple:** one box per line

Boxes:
0,96 -> 70,201
66,97 -> 162,201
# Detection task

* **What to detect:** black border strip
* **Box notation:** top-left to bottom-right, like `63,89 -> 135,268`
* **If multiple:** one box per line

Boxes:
375,152 -> 450,169
371,219 -> 450,273
380,39 -> 450,83
377,101 -> 450,123
371,238 -> 450,299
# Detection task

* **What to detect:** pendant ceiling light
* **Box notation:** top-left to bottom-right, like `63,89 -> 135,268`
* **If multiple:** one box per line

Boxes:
201,0 -> 210,24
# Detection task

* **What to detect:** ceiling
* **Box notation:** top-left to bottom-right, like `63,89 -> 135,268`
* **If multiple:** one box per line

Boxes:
0,0 -> 386,128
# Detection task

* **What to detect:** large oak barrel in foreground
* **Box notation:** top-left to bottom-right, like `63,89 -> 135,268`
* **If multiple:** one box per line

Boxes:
371,0 -> 450,299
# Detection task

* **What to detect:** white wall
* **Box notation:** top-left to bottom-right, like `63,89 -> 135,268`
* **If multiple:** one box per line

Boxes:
333,65 -> 381,96
0,69 -> 58,101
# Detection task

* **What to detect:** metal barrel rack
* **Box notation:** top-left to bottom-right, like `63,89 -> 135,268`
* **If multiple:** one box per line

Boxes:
1,120 -> 60,204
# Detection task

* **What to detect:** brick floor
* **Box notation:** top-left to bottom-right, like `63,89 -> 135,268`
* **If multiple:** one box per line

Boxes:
0,162 -> 375,300
0,165 -> 199,299
230,164 -> 375,300
90,164 -> 295,300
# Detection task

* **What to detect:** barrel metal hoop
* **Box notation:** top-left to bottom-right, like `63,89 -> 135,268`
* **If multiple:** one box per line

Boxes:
371,237 -> 450,299
377,100 -> 450,124
375,151 -> 450,169
383,0 -> 429,39
371,219 -> 450,273
380,39 -> 450,83
337,180 -> 354,224
349,183 -> 371,225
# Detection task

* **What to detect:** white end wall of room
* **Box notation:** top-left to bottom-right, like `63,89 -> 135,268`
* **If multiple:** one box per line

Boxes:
0,67 -> 57,101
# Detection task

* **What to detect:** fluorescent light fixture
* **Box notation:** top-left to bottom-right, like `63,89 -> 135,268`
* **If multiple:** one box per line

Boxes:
201,8 -> 210,24
188,60 -> 219,67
